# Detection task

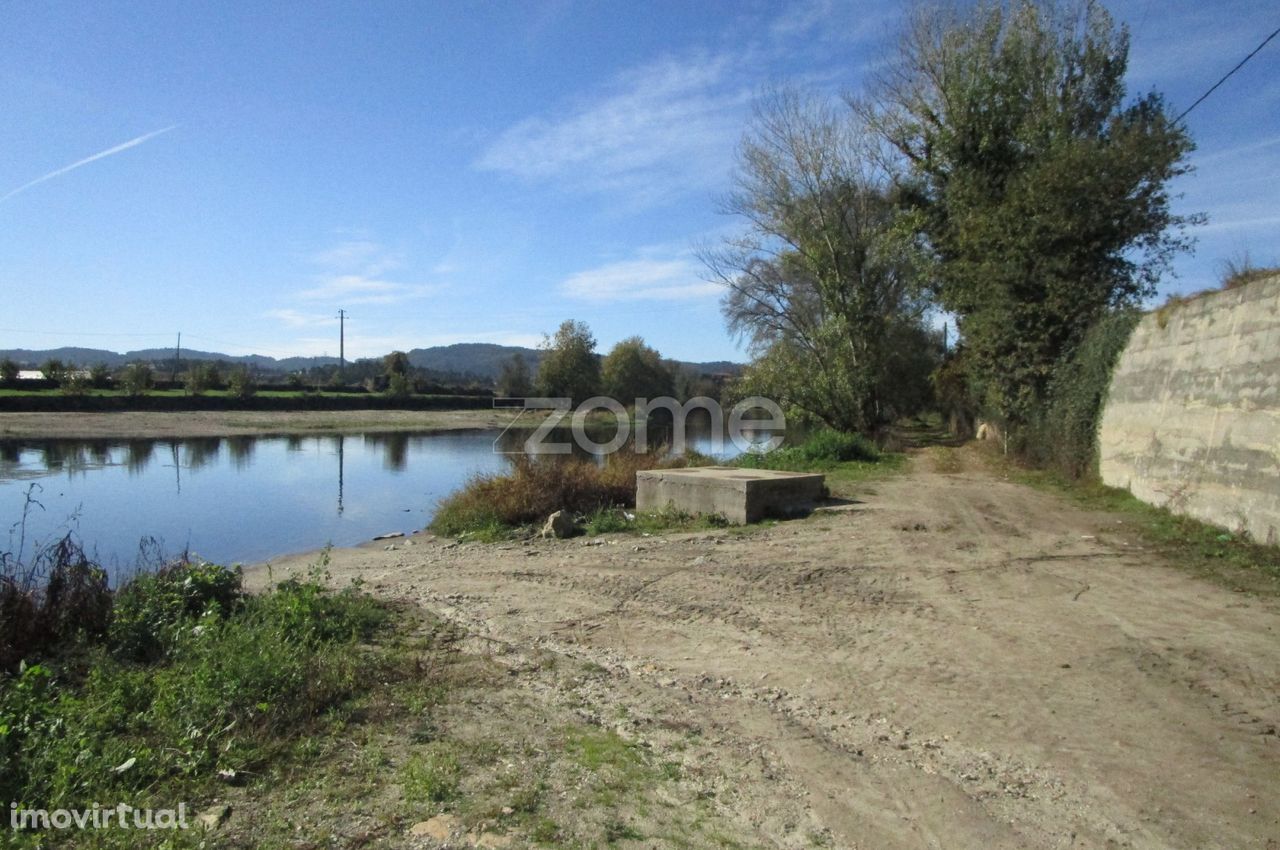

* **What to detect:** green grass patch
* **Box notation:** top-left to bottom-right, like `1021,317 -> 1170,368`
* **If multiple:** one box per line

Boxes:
737,429 -> 881,470
402,743 -> 463,803
0,552 -> 411,848
736,429 -> 907,500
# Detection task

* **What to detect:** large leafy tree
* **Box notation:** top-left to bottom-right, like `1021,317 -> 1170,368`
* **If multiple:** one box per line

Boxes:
535,320 -> 601,404
706,88 -> 933,432
601,337 -> 673,404
859,0 -> 1196,426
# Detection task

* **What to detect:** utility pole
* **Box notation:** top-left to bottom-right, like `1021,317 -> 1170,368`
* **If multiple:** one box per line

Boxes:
172,332 -> 182,383
336,309 -> 346,374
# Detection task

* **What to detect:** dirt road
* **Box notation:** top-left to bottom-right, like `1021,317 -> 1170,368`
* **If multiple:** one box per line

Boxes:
261,448 -> 1279,849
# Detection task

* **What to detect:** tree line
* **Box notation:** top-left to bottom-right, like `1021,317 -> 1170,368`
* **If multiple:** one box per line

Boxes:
494,320 -> 723,404
705,0 -> 1195,471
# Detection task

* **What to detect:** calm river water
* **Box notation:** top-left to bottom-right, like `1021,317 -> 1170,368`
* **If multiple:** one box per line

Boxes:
0,427 -> 742,574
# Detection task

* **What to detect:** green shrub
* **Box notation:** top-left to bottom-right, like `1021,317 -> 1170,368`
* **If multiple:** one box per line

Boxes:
794,429 -> 880,463
110,560 -> 243,662
227,366 -> 257,400
119,362 -> 153,397
249,563 -> 388,645
184,362 -> 222,396
738,429 -> 879,471
1020,309 -> 1140,478
0,558 -> 396,814
59,372 -> 90,397
385,371 -> 412,399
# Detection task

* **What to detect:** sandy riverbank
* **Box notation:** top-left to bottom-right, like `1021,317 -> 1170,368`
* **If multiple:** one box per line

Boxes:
249,445 -> 1280,848
0,408 -> 534,440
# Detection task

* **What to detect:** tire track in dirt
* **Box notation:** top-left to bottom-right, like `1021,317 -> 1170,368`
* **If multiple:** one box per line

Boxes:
257,447 -> 1280,849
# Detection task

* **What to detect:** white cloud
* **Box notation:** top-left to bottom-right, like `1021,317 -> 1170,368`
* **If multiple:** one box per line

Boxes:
294,238 -> 439,305
264,309 -> 335,328
559,257 -> 721,302
310,240 -> 404,276
770,0 -> 835,38
476,53 -> 751,201
298,275 -> 439,305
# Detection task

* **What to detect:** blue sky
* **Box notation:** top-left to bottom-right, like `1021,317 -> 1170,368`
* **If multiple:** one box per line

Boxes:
1,0 -> 1277,363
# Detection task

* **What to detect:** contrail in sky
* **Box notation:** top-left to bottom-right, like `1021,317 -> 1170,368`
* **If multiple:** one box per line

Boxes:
0,124 -> 178,204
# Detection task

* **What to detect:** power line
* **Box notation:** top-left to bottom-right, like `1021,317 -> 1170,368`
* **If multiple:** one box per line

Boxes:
1175,24 -> 1280,123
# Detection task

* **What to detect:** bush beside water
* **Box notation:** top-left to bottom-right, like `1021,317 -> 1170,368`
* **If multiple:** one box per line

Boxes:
431,429 -> 894,539
430,450 -> 693,539
0,540 -> 393,831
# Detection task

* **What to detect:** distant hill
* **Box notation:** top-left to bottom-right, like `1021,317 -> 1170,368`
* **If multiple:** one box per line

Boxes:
0,343 -> 740,383
0,346 -> 338,372
406,343 -> 544,382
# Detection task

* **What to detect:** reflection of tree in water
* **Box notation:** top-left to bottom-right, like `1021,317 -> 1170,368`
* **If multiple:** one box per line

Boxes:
125,440 -> 156,475
0,443 -> 20,465
183,438 -> 222,470
40,441 -> 88,473
285,435 -> 305,453
364,433 -> 409,471
87,440 -> 112,466
226,436 -> 255,470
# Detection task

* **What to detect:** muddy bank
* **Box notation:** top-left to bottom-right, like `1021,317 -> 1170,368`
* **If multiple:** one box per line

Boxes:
0,408 -> 533,440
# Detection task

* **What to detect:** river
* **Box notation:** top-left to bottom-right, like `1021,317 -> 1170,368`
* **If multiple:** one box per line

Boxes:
0,427 -> 743,574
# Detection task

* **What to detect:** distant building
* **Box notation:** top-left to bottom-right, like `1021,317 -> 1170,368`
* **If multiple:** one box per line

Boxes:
16,369 -> 90,381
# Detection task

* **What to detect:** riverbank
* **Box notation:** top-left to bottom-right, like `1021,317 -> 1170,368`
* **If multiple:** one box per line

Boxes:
246,443 -> 1280,848
0,408 -> 533,439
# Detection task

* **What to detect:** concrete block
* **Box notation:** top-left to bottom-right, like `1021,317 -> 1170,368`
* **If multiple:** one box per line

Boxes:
635,466 -> 826,524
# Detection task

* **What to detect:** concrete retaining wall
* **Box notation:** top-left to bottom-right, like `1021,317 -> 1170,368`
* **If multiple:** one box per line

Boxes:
1098,274 -> 1280,544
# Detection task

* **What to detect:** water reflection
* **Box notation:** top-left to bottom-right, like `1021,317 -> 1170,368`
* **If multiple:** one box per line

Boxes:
334,434 -> 345,515
126,440 -> 154,475
185,438 -> 221,470
0,424 -> 747,571
227,436 -> 256,470
364,432 -> 410,471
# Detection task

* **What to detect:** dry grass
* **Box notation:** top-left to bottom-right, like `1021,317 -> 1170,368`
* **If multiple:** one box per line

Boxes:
430,449 -> 692,538
1219,253 -> 1279,290
1,535 -> 112,672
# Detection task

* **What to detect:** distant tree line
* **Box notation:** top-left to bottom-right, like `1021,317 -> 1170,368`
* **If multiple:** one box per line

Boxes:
491,319 -> 728,407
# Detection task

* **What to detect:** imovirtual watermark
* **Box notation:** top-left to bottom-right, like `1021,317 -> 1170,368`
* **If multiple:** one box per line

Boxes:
494,395 -> 786,456
8,802 -> 190,831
